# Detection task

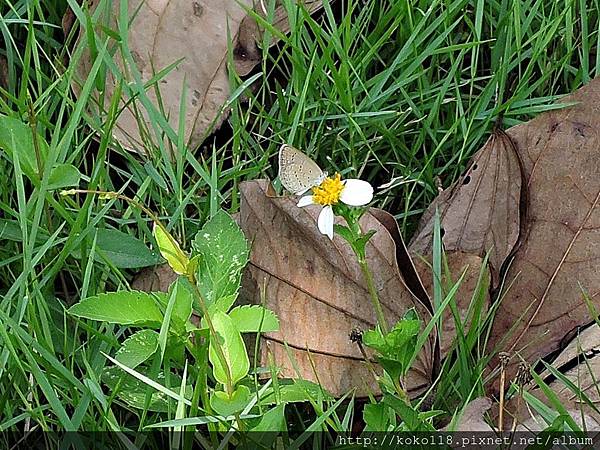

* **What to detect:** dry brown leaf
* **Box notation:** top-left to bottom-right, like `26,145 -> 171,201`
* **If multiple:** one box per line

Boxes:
409,129 -> 525,288
370,208 -> 432,309
237,0 -> 324,69
444,397 -> 494,432
238,179 -> 436,397
73,1 -> 323,153
74,0 -> 258,153
413,252 -> 490,357
502,325 -> 600,430
131,263 -> 176,293
488,78 -> 600,383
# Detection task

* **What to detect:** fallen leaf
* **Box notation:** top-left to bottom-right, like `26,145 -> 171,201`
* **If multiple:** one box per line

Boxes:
72,1 -> 323,153
409,129 -> 525,288
444,397 -> 493,432
74,0 -> 259,153
370,208 -> 431,309
238,180 -> 435,397
502,325 -> 600,431
413,251 -> 490,357
488,78 -> 600,383
237,0 -> 324,75
132,263 -> 176,293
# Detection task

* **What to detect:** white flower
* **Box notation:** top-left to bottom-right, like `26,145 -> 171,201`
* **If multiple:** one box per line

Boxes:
297,173 -> 374,240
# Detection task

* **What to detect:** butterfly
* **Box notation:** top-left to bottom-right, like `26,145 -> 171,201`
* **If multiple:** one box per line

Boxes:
278,144 -> 327,195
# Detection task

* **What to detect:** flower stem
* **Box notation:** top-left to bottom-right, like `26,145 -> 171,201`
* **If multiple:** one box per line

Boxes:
358,255 -> 388,335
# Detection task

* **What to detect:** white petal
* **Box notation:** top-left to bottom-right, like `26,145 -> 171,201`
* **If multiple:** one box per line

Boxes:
317,206 -> 334,240
340,179 -> 374,206
297,195 -> 315,207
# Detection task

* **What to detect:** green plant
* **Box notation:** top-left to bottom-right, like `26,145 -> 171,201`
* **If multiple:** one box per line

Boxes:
64,198 -> 288,443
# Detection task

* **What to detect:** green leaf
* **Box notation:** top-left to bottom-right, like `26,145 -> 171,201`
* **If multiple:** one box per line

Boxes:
47,164 -> 81,190
383,394 -> 433,431
209,310 -> 249,386
94,228 -> 161,268
0,115 -> 48,181
210,385 -> 251,416
363,316 -> 420,358
102,366 -> 190,412
68,291 -> 163,327
115,330 -> 159,368
333,224 -> 354,244
210,294 -> 237,313
158,283 -> 180,360
250,404 -> 287,448
352,229 -> 377,256
153,223 -> 189,275
377,357 -> 404,381
259,380 -> 334,405
192,210 -> 249,305
363,313 -> 420,378
251,403 -> 287,432
363,402 -> 389,431
229,305 -> 279,333
167,277 -> 194,331
0,219 -> 50,243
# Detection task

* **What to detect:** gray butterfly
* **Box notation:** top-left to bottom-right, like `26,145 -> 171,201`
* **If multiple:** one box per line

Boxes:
278,144 -> 327,195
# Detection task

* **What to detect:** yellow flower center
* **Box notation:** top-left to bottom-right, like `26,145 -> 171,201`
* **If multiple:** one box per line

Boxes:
312,173 -> 344,206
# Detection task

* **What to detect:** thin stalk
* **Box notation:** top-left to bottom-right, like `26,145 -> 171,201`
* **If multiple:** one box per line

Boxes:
357,254 -> 388,335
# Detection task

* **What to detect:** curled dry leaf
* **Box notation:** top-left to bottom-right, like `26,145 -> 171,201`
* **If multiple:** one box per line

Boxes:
489,78 -> 600,384
409,129 -> 525,288
238,180 -> 436,397
409,78 -> 600,390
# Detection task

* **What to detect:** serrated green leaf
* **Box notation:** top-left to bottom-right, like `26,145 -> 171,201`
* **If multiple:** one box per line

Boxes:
353,229 -> 377,255
93,228 -> 161,268
115,330 -> 159,368
363,314 -> 420,378
209,310 -> 249,386
68,291 -> 163,327
210,385 -> 251,416
192,210 -> 248,305
153,223 -> 189,275
229,305 -> 279,333
333,224 -> 354,244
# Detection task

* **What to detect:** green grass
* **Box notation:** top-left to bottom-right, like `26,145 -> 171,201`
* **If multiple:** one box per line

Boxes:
1,0 -> 599,446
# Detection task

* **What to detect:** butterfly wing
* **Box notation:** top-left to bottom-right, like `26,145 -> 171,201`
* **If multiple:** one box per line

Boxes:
278,144 -> 324,195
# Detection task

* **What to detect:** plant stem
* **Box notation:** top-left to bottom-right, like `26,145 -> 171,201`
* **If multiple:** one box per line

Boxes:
358,255 -> 388,334
189,281 -> 235,396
